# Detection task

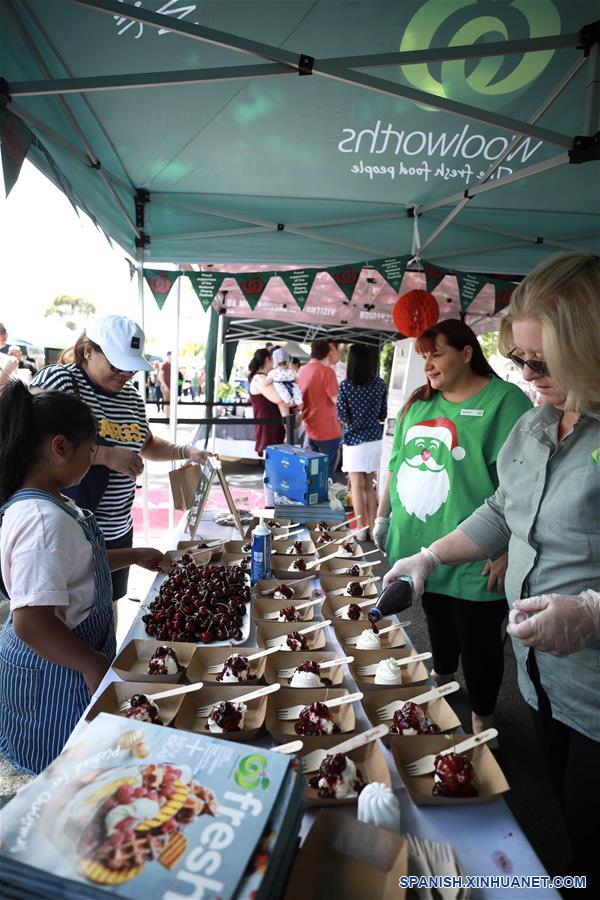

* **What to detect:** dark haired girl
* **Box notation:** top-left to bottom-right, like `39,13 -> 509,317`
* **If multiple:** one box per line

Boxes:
337,344 -> 387,539
374,319 -> 532,736
0,381 -> 164,773
248,348 -> 291,454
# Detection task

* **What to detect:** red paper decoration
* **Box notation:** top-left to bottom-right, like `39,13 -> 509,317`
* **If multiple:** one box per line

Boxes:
393,289 -> 439,337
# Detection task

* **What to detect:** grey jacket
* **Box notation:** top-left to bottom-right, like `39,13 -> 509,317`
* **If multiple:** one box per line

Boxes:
460,404 -> 600,740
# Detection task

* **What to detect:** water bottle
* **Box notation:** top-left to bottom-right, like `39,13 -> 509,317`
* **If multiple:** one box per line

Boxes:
368,576 -> 413,624
250,517 -> 272,584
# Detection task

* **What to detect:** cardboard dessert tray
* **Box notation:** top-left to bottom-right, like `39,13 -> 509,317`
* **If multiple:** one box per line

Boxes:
254,578 -> 313,601
160,546 -> 212,571
246,516 -> 293,537
316,541 -> 367,561
348,648 -> 429,689
320,574 -> 379,599
112,639 -> 196,683
305,520 -> 350,534
186,646 -> 266,684
223,539 -> 251,555
265,687 -> 357,745
251,594 -> 322,623
255,621 -> 330,652
362,685 -> 461,741
86,680 -> 184,726
299,736 -> 392,807
177,539 -> 225,562
322,593 -> 380,622
263,650 -> 347,688
284,811 -> 407,900
332,618 -> 408,652
319,556 -> 374,576
175,683 -> 268,742
391,732 -> 510,805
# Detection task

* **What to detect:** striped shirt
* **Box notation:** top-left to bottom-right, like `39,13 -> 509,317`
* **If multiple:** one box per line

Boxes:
31,364 -> 149,540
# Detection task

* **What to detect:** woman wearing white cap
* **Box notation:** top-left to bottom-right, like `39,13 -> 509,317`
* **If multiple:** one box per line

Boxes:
31,315 -> 210,606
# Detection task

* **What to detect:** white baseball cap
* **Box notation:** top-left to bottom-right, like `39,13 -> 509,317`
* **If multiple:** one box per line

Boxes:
86,315 -> 153,372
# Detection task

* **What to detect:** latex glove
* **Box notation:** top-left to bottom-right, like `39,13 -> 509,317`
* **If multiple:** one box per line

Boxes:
382,547 -> 441,601
482,552 -> 508,592
507,591 -> 600,656
372,516 -> 390,551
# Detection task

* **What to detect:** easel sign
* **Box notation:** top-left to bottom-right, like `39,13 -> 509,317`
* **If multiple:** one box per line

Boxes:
186,456 -> 244,539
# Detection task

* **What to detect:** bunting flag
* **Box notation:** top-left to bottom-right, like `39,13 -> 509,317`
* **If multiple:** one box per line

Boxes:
232,272 -> 271,310
187,271 -> 228,311
328,262 -> 363,302
143,268 -> 180,309
455,271 -> 490,313
423,259 -> 448,294
371,255 -> 410,293
0,107 -> 34,196
491,278 -> 516,315
278,268 -> 319,310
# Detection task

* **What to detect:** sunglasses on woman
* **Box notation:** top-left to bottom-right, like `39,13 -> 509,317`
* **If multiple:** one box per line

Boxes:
507,349 -> 549,377
106,359 -> 137,376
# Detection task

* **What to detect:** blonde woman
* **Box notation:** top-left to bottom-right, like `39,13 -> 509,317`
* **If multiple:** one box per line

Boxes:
384,253 -> 600,887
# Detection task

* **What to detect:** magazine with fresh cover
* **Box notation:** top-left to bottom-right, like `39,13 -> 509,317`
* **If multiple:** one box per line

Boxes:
0,713 -> 298,900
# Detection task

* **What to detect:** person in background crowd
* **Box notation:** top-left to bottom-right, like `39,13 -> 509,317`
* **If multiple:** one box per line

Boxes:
158,351 -> 172,417
0,323 -> 9,353
8,345 -> 36,380
297,339 -> 342,480
375,319 -> 532,737
384,254 -> 599,889
0,380 -> 164,773
337,344 -> 387,540
150,361 -> 163,412
248,348 -> 291,455
331,341 -> 347,385
264,347 -> 303,415
31,316 -> 210,612
291,357 -> 302,373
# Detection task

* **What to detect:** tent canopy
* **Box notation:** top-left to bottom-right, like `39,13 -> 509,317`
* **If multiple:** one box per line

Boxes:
1,0 -> 598,278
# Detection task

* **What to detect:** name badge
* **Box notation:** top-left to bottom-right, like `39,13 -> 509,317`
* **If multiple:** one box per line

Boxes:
460,409 -> 484,416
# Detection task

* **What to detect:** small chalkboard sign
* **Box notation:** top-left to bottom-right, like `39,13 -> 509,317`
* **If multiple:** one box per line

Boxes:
185,456 -> 244,539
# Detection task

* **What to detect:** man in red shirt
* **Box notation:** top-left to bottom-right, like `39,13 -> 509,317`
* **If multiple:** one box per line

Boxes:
297,339 -> 342,479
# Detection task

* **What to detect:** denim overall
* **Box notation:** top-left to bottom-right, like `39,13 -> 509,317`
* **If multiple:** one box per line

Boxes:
0,489 -> 115,774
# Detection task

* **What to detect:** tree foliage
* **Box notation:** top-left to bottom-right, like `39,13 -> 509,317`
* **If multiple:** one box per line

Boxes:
478,330 -> 499,361
380,340 -> 395,385
44,295 -> 96,331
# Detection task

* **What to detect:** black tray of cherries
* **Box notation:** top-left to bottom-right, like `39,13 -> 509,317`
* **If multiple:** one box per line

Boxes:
142,556 -> 251,645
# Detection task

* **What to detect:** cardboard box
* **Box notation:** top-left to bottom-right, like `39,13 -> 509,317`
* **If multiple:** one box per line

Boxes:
264,651 -> 347,688
322,593 -> 381,623
175,684 -> 269,742
390,733 -> 510,805
159,546 -> 212,572
319,556 -> 373,576
177,538 -> 224,561
300,738 -> 392,807
333,619 -> 408,653
265,687 -> 356,744
86,681 -> 184,726
256,621 -> 329,652
362,686 -> 461,742
251,595 -> 321,623
255,578 -> 312,600
284,811 -> 407,900
320,574 -> 379,598
111,639 -> 196,683
265,445 -> 329,502
186,646 -> 266,684
271,539 -> 317,557
348,648 -> 429,690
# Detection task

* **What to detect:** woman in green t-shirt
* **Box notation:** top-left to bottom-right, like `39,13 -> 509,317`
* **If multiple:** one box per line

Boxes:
374,319 -> 532,735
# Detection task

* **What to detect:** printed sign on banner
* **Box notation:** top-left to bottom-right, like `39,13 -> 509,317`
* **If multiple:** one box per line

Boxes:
187,271 -> 228,311
279,268 -> 320,310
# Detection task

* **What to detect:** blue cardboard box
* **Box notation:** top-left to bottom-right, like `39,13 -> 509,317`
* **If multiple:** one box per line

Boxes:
265,445 -> 329,504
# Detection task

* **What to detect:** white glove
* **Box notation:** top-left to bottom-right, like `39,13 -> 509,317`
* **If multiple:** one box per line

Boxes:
382,547 -> 441,601
507,591 -> 600,656
372,516 -> 390,551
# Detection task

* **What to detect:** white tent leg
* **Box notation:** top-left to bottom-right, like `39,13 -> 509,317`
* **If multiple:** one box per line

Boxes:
133,249 -> 149,546
168,272 -> 181,534
212,308 -> 225,456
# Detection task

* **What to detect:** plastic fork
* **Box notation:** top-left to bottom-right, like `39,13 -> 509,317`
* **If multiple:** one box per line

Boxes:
265,619 -> 331,648
354,649 -> 431,675
327,577 -> 380,597
375,681 -> 460,719
403,729 -> 498,776
273,529 -> 304,541
196,683 -> 280,718
118,681 -> 204,710
315,525 -> 370,551
345,622 -> 405,646
262,597 -> 322,621
334,598 -> 374,618
206,644 -> 288,673
406,835 -> 435,900
271,740 -> 304,754
301,724 -> 388,773
277,655 -> 354,679
422,841 -> 464,900
259,574 -> 315,595
277,690 -> 363,720
330,514 -> 361,531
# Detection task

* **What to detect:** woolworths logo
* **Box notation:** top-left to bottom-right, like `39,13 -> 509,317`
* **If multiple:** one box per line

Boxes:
399,0 -> 561,106
234,754 -> 270,790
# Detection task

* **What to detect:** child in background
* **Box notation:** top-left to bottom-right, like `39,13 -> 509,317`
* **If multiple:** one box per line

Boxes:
0,381 -> 164,774
265,347 -> 303,415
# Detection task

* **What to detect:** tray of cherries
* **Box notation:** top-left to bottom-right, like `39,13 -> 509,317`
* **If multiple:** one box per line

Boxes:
140,557 -> 251,646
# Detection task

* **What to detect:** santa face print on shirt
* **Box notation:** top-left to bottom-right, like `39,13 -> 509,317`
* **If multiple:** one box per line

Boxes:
396,417 -> 466,522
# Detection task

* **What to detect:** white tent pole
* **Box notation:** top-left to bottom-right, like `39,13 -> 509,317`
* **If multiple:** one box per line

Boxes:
212,303 -> 225,456
168,272 -> 181,535
135,249 -> 149,546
